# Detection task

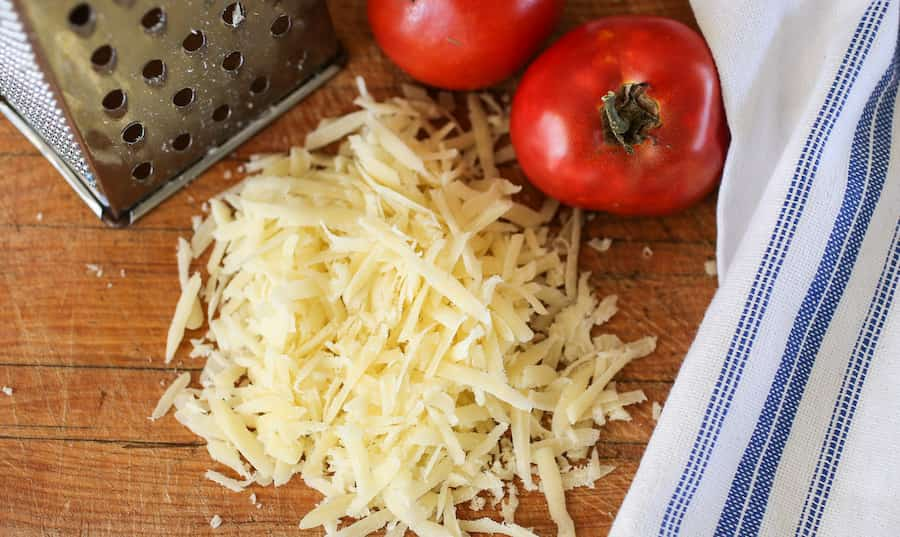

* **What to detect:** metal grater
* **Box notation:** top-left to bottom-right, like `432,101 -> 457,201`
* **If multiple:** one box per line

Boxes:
0,0 -> 344,225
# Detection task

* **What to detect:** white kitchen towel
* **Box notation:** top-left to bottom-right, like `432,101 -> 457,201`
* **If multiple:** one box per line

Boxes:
610,1 -> 900,536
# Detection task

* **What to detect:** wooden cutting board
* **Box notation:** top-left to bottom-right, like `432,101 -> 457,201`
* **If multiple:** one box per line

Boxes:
0,1 -> 715,535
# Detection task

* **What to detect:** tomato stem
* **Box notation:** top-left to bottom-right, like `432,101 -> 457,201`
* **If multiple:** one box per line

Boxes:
600,83 -> 662,154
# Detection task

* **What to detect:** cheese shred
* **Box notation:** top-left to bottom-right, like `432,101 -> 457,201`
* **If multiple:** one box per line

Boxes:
150,372 -> 190,420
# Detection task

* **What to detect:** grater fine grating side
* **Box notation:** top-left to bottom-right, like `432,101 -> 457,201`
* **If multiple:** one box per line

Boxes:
0,0 -> 344,225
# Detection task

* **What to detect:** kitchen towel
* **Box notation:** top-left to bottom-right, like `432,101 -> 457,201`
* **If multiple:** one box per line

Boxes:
610,1 -> 900,536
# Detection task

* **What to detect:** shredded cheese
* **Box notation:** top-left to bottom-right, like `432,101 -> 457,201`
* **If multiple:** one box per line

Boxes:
705,259 -> 718,277
149,372 -> 190,420
205,469 -> 255,492
159,79 -> 655,537
652,401 -> 663,421
459,518 -> 537,537
536,447 -> 575,537
165,273 -> 201,363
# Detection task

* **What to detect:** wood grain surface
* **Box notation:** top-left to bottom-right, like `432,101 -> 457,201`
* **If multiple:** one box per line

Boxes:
0,1 -> 714,535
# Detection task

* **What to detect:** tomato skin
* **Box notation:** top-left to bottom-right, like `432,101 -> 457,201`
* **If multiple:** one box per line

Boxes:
368,0 -> 565,90
510,16 -> 728,215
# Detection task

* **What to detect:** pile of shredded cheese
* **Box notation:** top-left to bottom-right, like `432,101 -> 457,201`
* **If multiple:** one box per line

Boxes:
157,78 -> 656,537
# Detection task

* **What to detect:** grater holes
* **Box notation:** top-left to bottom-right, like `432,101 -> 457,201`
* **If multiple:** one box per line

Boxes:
249,76 -> 270,95
141,7 -> 166,34
102,89 -> 127,115
90,45 -> 116,72
270,14 -> 291,37
222,51 -> 243,72
172,133 -> 192,151
142,59 -> 166,85
222,3 -> 246,28
182,30 -> 205,53
173,88 -> 195,108
68,4 -> 93,27
122,122 -> 145,144
68,3 -> 95,34
131,161 -> 153,181
212,105 -> 231,122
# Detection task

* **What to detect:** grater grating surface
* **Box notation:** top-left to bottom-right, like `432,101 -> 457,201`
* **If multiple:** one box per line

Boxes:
0,0 -> 343,225
0,0 -> 99,192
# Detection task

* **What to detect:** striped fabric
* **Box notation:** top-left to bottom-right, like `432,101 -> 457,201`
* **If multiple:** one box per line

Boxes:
610,1 -> 900,536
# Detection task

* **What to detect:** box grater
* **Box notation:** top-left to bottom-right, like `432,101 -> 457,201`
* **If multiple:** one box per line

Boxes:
0,0 -> 344,225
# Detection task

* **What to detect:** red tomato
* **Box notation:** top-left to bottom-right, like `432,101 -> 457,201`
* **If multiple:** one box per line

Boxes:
510,16 -> 728,215
368,0 -> 565,90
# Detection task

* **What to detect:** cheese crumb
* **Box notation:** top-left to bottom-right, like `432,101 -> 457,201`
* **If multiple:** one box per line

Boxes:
249,493 -> 257,504
705,259 -> 718,277
36,212 -> 43,222
231,2 -> 244,25
642,246 -> 653,259
652,401 -> 662,421
500,483 -> 519,524
106,282 -> 112,289
587,238 -> 612,253
120,269 -> 126,278
209,515 -> 222,529
85,264 -> 103,277
561,449 -> 614,490
1,386 -> 13,396
223,170 -> 233,180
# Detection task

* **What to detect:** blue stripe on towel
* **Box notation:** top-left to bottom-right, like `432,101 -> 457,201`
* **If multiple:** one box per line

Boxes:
796,220 -> 900,536
658,2 -> 891,535
715,16 -> 900,535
